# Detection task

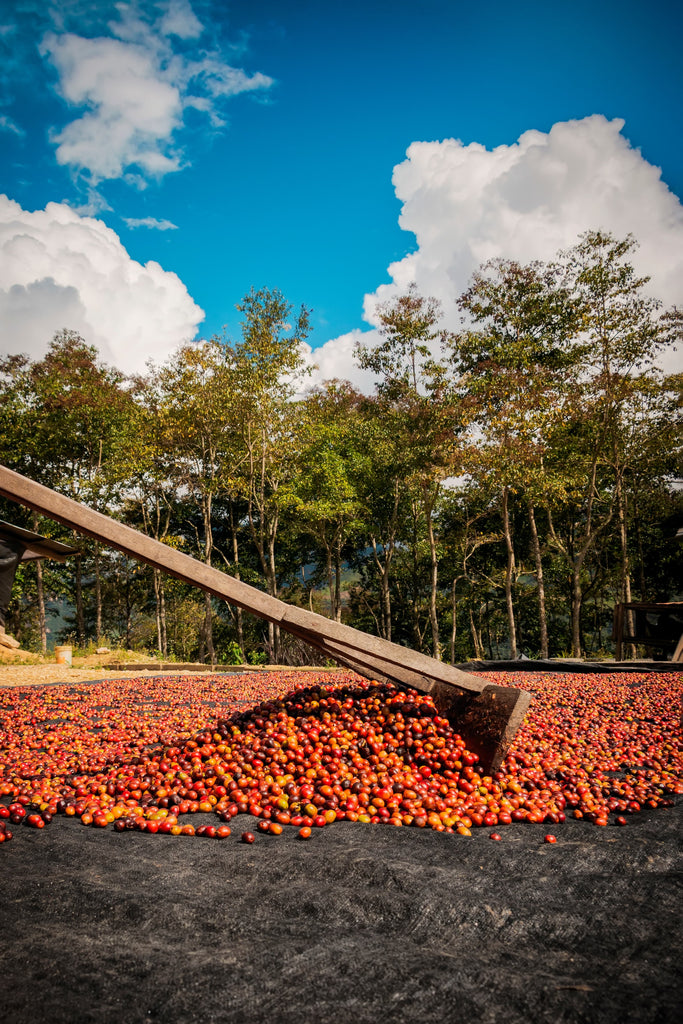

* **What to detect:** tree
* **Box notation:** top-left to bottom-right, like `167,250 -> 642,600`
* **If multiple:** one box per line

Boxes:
349,395 -> 413,642
547,232 -> 682,655
450,259 -> 580,657
294,383 -> 365,621
231,287 -> 312,660
438,483 -> 504,663
117,386 -> 181,658
0,332 -> 136,647
149,338 -> 244,663
356,287 -> 459,658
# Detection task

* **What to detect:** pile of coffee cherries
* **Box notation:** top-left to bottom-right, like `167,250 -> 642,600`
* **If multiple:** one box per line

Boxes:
0,669 -> 680,842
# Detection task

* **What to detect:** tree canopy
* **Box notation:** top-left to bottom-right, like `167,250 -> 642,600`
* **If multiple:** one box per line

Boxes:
2,235 -> 681,663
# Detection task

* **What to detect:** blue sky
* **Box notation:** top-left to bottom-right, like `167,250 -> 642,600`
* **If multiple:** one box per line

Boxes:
1,0 -> 682,380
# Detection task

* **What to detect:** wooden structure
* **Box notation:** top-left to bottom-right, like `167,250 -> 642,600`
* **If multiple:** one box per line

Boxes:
613,602 -> 683,662
0,519 -> 77,562
0,519 -> 77,647
0,464 -> 531,771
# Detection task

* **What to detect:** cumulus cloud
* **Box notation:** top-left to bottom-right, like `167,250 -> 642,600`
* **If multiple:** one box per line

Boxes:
42,31 -> 183,180
315,116 -> 683,388
0,194 -> 204,373
377,116 -> 683,315
39,1 -> 273,185
301,330 -> 378,395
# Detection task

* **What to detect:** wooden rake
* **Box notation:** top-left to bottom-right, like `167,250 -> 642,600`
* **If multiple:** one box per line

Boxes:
0,464 -> 531,772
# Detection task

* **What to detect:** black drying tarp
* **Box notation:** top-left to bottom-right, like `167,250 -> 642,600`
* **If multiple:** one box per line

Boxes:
0,664 -> 681,1023
457,657 -> 683,674
1,797 -> 680,1023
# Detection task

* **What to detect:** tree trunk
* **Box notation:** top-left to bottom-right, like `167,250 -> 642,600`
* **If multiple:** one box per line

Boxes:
321,538 -> 342,620
325,546 -> 334,619
94,542 -> 102,643
546,455 -> 615,661
235,607 -> 244,655
527,504 -> 548,658
424,483 -> 440,660
616,472 -> 636,657
74,550 -> 85,647
596,588 -> 605,651
371,535 -> 393,641
35,557 -> 47,656
31,515 -> 47,655
154,570 -> 162,654
381,563 -> 392,641
570,562 -> 583,658
153,569 -> 168,656
204,591 -> 215,665
450,578 -> 457,665
634,499 -> 647,601
229,505 -> 244,652
409,500 -> 424,650
484,598 -> 493,659
267,533 -> 279,662
501,486 -> 518,659
124,570 -> 132,649
202,498 -> 214,663
378,480 -> 400,641
159,577 -> 167,656
333,538 -> 342,623
469,606 -> 483,659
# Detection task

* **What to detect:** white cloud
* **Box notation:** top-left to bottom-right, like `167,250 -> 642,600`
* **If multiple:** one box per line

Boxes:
42,31 -> 183,181
159,0 -> 203,40
191,60 -> 274,99
124,216 -> 178,230
316,116 -> 683,388
302,330 -> 379,394
0,194 -> 204,373
0,113 -> 23,135
39,1 -> 274,186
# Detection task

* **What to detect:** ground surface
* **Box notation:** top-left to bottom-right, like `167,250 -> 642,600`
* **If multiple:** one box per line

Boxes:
0,661 -> 172,683
0,664 -> 681,1024
2,799 -> 680,1024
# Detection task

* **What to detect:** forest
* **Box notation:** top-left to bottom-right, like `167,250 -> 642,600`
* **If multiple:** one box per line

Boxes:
1,230 -> 681,664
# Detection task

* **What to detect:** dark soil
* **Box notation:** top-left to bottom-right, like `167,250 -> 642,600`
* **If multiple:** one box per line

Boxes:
1,798 -> 680,1024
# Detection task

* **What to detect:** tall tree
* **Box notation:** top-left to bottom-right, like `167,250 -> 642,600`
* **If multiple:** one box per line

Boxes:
232,287 -> 311,659
117,387 -> 181,657
150,338 -> 244,663
1,332 -> 135,646
356,287 -> 458,658
548,232 -> 682,655
295,382 -> 365,621
438,483 -> 504,663
451,259 -> 579,657
350,395 -> 413,642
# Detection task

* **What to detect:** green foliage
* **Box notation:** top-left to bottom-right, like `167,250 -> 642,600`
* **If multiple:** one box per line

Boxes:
3,245 -> 681,663
222,640 -> 245,665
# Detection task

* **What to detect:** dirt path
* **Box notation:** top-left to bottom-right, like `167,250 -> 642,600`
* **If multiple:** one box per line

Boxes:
0,660 -> 333,686
0,662 -> 179,686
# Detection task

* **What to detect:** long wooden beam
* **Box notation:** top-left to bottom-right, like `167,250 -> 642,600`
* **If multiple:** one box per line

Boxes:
0,464 -> 531,769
